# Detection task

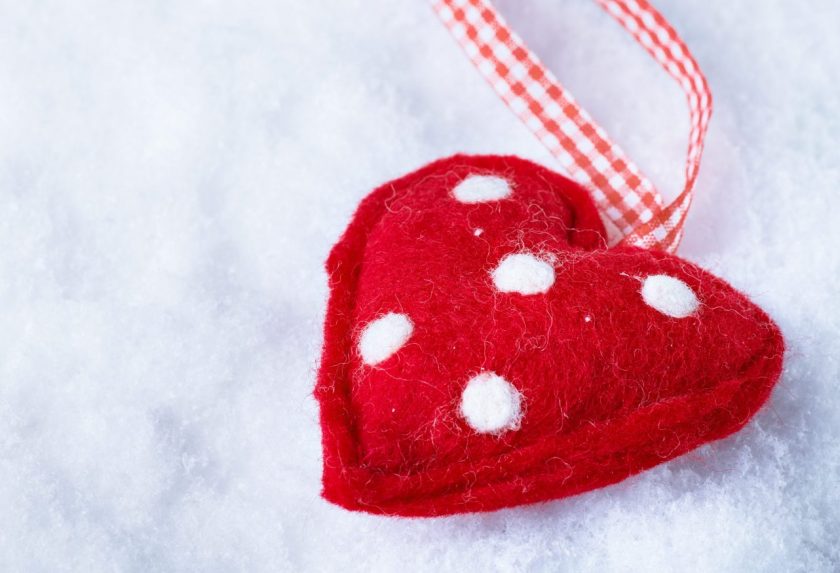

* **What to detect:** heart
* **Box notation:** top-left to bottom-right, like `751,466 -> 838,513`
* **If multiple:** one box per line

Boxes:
317,155 -> 784,517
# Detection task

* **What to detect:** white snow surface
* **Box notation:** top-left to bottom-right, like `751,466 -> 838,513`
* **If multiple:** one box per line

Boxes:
1,0 -> 838,571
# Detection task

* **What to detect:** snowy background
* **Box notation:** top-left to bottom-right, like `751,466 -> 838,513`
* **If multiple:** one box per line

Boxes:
1,0 -> 838,571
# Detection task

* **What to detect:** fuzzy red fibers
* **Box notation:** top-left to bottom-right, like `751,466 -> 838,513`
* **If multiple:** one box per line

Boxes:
316,154 -> 784,517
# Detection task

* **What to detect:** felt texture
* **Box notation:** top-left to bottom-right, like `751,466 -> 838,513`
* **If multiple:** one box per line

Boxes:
317,154 -> 784,517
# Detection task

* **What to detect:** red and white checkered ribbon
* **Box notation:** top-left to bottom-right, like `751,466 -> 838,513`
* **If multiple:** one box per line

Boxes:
432,0 -> 712,252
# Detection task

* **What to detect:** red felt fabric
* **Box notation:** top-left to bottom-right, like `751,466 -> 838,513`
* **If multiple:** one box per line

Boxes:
316,154 -> 784,517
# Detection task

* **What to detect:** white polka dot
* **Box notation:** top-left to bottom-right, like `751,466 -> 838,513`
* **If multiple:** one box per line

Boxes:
641,274 -> 699,318
474,228 -> 484,237
491,253 -> 555,295
358,313 -> 413,365
460,372 -> 522,434
453,175 -> 512,203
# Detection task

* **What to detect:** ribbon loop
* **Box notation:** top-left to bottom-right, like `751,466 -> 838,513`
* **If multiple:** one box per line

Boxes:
433,0 -> 712,252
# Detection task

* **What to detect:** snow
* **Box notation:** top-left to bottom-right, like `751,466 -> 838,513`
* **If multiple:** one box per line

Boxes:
1,0 -> 838,570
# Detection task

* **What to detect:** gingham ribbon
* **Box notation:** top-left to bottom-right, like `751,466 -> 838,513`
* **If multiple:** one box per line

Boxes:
432,0 -> 712,252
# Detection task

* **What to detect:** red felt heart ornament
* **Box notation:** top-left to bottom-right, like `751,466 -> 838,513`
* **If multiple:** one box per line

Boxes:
316,155 -> 784,517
